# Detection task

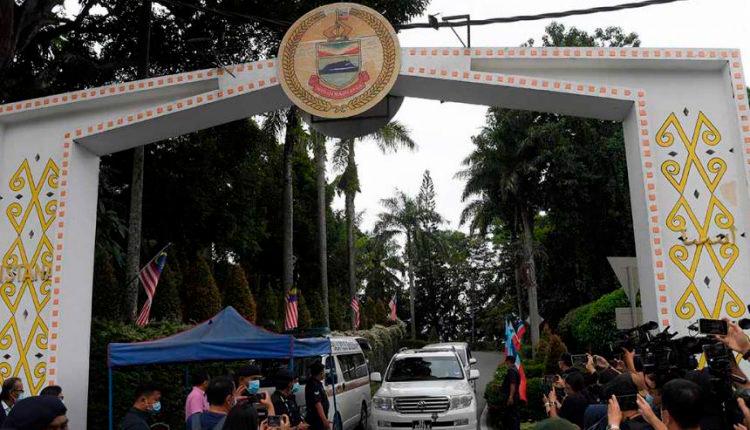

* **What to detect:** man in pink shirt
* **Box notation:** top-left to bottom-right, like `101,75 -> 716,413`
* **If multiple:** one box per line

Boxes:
184,370 -> 209,421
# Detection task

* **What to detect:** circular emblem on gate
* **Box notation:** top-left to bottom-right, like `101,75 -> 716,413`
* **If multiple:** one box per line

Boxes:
278,2 -> 401,119
418,400 -> 426,410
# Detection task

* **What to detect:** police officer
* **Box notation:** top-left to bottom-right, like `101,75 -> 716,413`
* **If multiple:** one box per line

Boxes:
304,362 -> 330,430
272,369 -> 308,430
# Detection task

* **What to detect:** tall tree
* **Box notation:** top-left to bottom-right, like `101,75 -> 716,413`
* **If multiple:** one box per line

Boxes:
282,108 -> 300,298
374,191 -> 421,338
311,130 -> 330,328
335,122 -> 416,329
124,0 -> 152,321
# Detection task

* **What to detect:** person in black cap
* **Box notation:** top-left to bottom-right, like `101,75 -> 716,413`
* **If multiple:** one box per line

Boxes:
304,362 -> 330,430
272,368 -> 308,430
1,395 -> 67,430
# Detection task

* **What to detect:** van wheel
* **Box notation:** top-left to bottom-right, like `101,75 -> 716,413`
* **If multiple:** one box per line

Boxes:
357,402 -> 369,430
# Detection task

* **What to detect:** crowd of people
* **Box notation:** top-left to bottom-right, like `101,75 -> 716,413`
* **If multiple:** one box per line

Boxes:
0,378 -> 67,430
500,319 -> 750,430
121,362 -> 330,430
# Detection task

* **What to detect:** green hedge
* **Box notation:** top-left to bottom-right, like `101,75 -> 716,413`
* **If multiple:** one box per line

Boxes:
331,322 -> 407,373
558,288 -> 629,353
398,338 -> 429,350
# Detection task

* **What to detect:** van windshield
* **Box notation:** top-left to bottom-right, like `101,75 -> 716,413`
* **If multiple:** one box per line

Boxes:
386,356 -> 464,381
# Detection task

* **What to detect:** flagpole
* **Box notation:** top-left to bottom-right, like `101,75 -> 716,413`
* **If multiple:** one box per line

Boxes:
122,242 -> 172,290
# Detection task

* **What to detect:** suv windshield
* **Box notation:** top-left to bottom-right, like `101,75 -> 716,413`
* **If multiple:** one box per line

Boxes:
386,356 -> 464,381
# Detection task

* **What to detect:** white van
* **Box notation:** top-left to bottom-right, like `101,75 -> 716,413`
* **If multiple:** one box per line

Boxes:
293,336 -> 372,430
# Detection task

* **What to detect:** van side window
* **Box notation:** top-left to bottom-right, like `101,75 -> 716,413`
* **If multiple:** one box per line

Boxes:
351,353 -> 368,379
337,353 -> 368,381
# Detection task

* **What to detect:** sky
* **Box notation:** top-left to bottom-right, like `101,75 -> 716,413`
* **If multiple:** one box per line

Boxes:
330,0 -> 750,233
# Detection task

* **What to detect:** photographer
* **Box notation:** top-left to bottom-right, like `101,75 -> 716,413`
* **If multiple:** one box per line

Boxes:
544,372 -> 589,428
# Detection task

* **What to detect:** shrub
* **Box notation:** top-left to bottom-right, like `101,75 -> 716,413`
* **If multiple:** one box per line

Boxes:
332,322 -> 406,373
151,261 -> 183,322
559,289 -> 629,353
256,287 -> 281,331
542,334 -> 568,374
183,256 -> 222,322
521,377 -> 547,421
222,265 -> 256,322
398,338 -> 428,350
523,361 -> 544,378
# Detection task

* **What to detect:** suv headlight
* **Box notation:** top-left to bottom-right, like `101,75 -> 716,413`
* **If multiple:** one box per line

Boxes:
450,394 -> 474,410
373,396 -> 394,411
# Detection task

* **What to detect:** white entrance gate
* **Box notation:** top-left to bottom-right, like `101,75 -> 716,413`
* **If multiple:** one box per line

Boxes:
0,18 -> 748,428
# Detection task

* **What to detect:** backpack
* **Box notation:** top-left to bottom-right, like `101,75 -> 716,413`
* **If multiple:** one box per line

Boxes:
188,413 -> 226,430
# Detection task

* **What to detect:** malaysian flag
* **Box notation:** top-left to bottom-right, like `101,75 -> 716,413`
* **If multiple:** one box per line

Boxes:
388,294 -> 397,321
504,318 -> 527,401
351,296 -> 360,329
135,249 -> 168,327
284,288 -> 299,331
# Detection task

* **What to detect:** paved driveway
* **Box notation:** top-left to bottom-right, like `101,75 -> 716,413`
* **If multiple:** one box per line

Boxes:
472,350 -> 503,423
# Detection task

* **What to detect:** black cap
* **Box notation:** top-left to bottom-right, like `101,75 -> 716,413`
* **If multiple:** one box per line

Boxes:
3,396 -> 66,430
237,365 -> 262,378
274,369 -> 295,389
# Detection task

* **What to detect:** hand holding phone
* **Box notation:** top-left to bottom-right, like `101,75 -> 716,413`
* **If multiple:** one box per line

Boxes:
267,416 -> 282,428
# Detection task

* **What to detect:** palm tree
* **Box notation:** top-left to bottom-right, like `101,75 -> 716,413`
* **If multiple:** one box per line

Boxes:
374,190 -> 421,338
310,130 -> 330,328
334,121 -> 416,330
456,108 -> 548,354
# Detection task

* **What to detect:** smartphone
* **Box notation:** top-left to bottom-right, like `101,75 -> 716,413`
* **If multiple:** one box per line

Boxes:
616,394 -> 638,411
699,318 -> 728,335
571,354 -> 588,367
267,415 -> 282,428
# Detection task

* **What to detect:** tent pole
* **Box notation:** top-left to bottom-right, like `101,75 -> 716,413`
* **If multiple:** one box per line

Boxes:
108,367 -> 114,430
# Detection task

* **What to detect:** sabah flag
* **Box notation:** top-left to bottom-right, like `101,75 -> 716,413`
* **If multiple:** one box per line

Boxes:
504,318 -> 527,402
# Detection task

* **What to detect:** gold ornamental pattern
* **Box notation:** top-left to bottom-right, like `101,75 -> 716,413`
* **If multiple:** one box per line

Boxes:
656,112 -> 744,320
278,3 -> 401,119
1,157 -> 58,394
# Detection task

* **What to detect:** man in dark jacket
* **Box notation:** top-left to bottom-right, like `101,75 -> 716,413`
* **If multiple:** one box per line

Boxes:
305,362 -> 330,430
1,395 -> 67,429
120,383 -> 162,430
272,368 -> 308,429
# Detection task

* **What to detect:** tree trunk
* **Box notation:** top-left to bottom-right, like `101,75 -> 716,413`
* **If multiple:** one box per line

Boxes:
313,132 -> 330,329
282,108 -> 298,295
520,210 -> 541,357
406,231 -> 417,339
124,0 -> 151,322
346,139 -> 357,329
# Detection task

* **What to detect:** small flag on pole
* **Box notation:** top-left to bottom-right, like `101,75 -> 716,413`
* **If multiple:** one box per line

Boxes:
351,296 -> 360,329
504,318 -> 528,402
388,294 -> 397,321
135,250 -> 168,327
285,288 -> 299,331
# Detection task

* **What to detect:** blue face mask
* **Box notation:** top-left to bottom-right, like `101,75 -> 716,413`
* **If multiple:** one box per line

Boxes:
150,401 -> 161,414
247,380 -> 260,394
291,383 -> 301,394
644,394 -> 655,410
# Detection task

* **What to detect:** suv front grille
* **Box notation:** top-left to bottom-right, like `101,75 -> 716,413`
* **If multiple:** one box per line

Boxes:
394,396 -> 450,414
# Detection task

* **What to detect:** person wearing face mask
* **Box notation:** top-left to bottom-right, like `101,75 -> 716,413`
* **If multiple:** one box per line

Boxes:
271,369 -> 308,430
120,383 -> 162,430
0,377 -> 24,424
236,365 -> 264,400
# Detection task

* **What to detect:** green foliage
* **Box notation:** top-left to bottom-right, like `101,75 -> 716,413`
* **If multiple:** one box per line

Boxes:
486,366 -> 546,427
398,338 -> 429,350
522,377 -> 547,421
559,289 -> 629,353
222,265 -> 256,322
333,323 -> 406,373
256,287 -> 281,331
87,319 -> 188,430
524,362 -> 545,378
151,261 -> 183,322
542,334 -> 568,374
183,256 -> 222,322
92,250 -> 123,321
298,294 -> 313,329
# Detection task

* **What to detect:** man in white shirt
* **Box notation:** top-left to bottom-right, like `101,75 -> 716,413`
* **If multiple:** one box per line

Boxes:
0,377 -> 24,425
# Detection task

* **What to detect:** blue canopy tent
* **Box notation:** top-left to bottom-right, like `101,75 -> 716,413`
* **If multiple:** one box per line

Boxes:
106,307 -> 333,430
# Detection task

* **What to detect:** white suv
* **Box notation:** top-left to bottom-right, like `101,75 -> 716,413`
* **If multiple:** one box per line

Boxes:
370,349 -> 479,430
